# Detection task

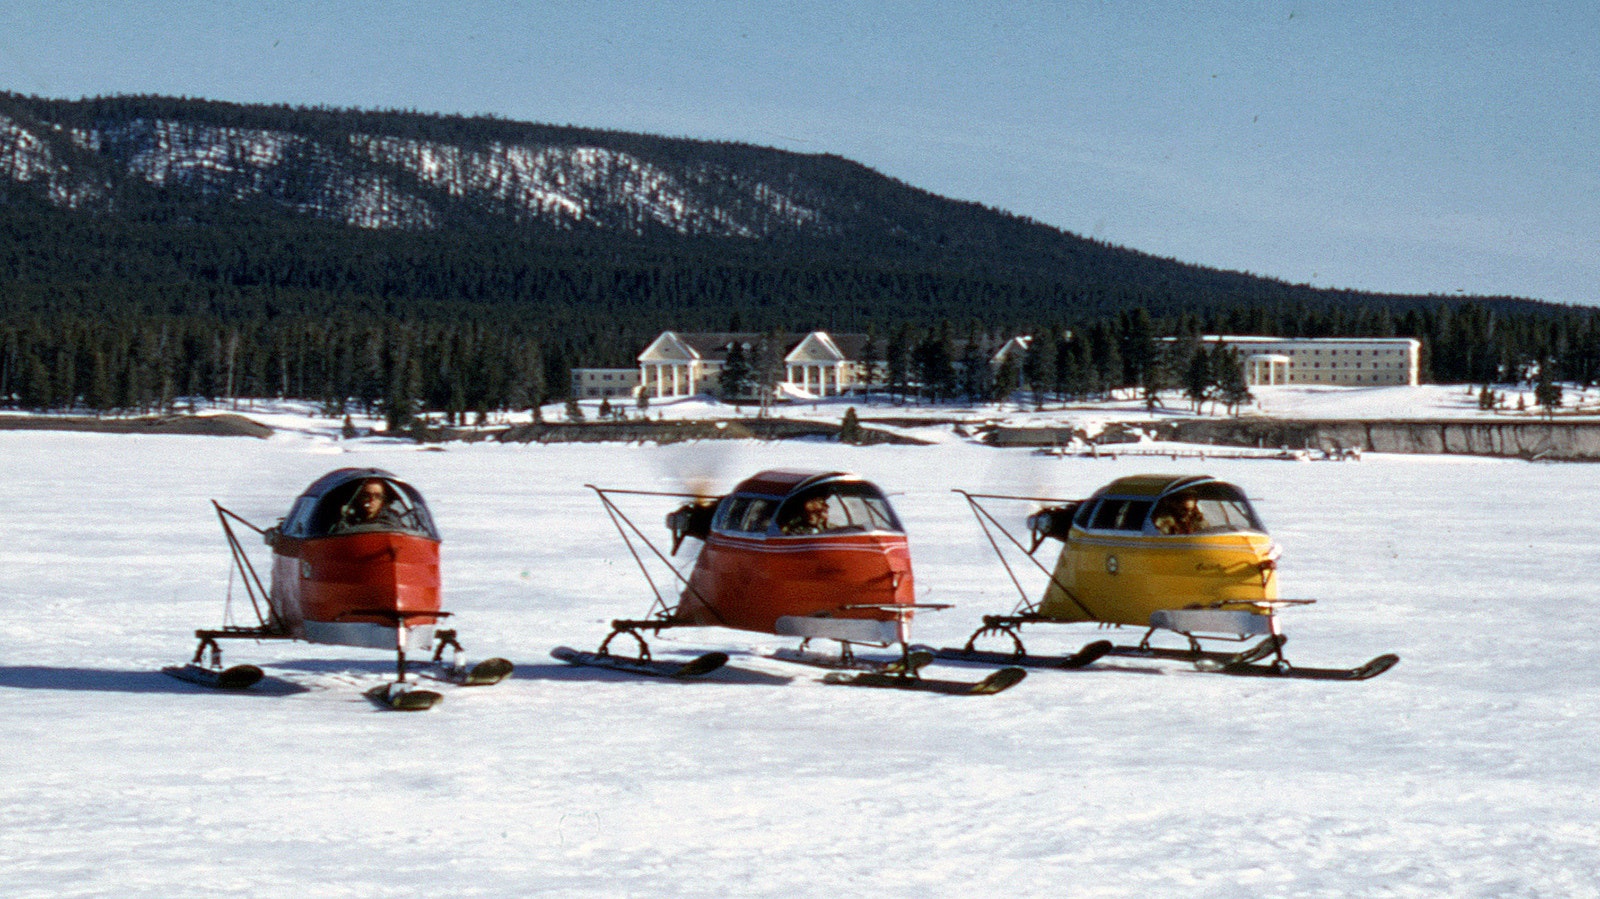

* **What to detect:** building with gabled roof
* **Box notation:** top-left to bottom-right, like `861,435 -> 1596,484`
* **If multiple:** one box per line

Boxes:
608,330 -> 1037,400
637,330 -> 878,399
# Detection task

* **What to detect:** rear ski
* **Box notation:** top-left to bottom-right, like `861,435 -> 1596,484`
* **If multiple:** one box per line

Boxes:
923,639 -> 1112,670
822,666 -> 1027,695
162,663 -> 265,691
421,656 -> 515,687
551,645 -> 728,679
1199,653 -> 1400,681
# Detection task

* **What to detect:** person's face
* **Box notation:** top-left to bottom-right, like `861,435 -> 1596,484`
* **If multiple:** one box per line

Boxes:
1180,496 -> 1198,514
355,482 -> 387,521
803,497 -> 828,524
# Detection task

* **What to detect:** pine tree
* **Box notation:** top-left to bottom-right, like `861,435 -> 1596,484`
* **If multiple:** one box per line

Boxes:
839,406 -> 862,444
719,340 -> 751,400
1534,359 -> 1563,416
1213,346 -> 1253,415
1184,344 -> 1212,412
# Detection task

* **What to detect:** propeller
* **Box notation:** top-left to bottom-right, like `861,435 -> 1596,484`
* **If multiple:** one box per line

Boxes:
982,448 -> 1076,554
656,444 -> 739,554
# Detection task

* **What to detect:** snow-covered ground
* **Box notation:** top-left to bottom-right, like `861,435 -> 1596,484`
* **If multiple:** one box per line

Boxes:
8,382 -> 1600,444
2,427 -> 1597,897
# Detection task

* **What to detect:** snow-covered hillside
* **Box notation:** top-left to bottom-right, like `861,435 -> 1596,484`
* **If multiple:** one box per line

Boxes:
1,110 -> 826,235
1,426 -> 1595,897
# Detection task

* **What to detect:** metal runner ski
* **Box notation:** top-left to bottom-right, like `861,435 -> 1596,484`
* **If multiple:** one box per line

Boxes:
551,645 -> 728,679
921,639 -> 1113,670
822,666 -> 1027,695
162,663 -> 265,691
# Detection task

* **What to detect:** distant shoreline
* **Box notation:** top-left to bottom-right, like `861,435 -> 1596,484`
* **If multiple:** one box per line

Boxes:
7,411 -> 1600,460
0,413 -> 273,438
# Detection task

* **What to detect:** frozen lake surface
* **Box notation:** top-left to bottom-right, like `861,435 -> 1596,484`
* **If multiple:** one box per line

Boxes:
1,429 -> 1595,897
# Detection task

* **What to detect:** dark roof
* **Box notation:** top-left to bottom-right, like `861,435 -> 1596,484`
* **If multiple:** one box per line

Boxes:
298,467 -> 405,501
671,331 -> 873,362
1093,474 -> 1218,499
732,469 -> 857,497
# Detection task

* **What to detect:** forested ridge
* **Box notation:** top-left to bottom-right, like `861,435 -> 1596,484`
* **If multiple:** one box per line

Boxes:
2,92 -> 1595,422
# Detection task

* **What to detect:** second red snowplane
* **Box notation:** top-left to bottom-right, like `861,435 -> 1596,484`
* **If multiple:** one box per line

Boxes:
555,469 -> 1025,694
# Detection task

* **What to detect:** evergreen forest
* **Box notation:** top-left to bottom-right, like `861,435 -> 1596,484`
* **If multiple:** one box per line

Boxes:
2,93 -> 1597,423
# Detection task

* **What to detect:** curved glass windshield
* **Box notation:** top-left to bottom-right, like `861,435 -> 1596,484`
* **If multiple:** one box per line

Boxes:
301,478 -> 437,538
775,483 -> 901,536
1150,482 -> 1264,535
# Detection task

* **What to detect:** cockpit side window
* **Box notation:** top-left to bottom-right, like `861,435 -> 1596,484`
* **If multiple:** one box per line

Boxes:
1117,500 -> 1152,531
281,497 -> 317,538
835,494 -> 898,530
1073,500 -> 1096,528
715,496 -> 752,532
715,496 -> 779,533
1090,499 -> 1125,530
1087,498 -> 1153,532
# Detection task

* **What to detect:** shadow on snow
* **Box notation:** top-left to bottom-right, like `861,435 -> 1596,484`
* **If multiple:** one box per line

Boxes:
0,665 -> 309,695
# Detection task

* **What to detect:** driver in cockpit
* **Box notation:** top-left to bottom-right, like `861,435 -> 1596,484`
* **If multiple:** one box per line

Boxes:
1152,492 -> 1205,535
782,495 -> 831,535
333,478 -> 404,532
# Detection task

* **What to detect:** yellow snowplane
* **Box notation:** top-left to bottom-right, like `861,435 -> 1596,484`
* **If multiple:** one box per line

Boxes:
933,474 -> 1398,680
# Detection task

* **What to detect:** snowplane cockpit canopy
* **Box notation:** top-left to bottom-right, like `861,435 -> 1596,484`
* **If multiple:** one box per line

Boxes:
275,468 -> 440,540
712,471 -> 904,537
1072,475 -> 1265,536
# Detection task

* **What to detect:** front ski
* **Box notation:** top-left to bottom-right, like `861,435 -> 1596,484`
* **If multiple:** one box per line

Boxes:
421,656 -> 515,687
162,663 -> 265,691
822,666 -> 1027,695
551,646 -> 728,679
364,682 -> 444,711
1203,653 -> 1400,681
923,639 -> 1112,670
769,647 -> 935,674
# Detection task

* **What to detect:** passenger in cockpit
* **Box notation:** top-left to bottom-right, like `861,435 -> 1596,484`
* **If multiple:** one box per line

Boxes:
333,478 -> 404,533
1153,492 -> 1205,535
782,495 -> 832,535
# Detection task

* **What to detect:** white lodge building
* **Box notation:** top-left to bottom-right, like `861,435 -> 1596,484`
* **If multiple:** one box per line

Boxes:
636,331 -> 877,399
569,368 -> 642,399
1189,336 -> 1421,387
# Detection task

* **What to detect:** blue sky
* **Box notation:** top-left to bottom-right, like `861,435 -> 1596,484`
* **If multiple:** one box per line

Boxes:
2,1 -> 1597,305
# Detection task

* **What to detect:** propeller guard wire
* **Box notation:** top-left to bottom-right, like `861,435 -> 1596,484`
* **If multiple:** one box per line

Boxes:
953,489 -> 1099,622
586,485 -> 728,627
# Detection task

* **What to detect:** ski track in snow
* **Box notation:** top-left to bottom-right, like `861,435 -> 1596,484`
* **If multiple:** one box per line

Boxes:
0,429 -> 1596,898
